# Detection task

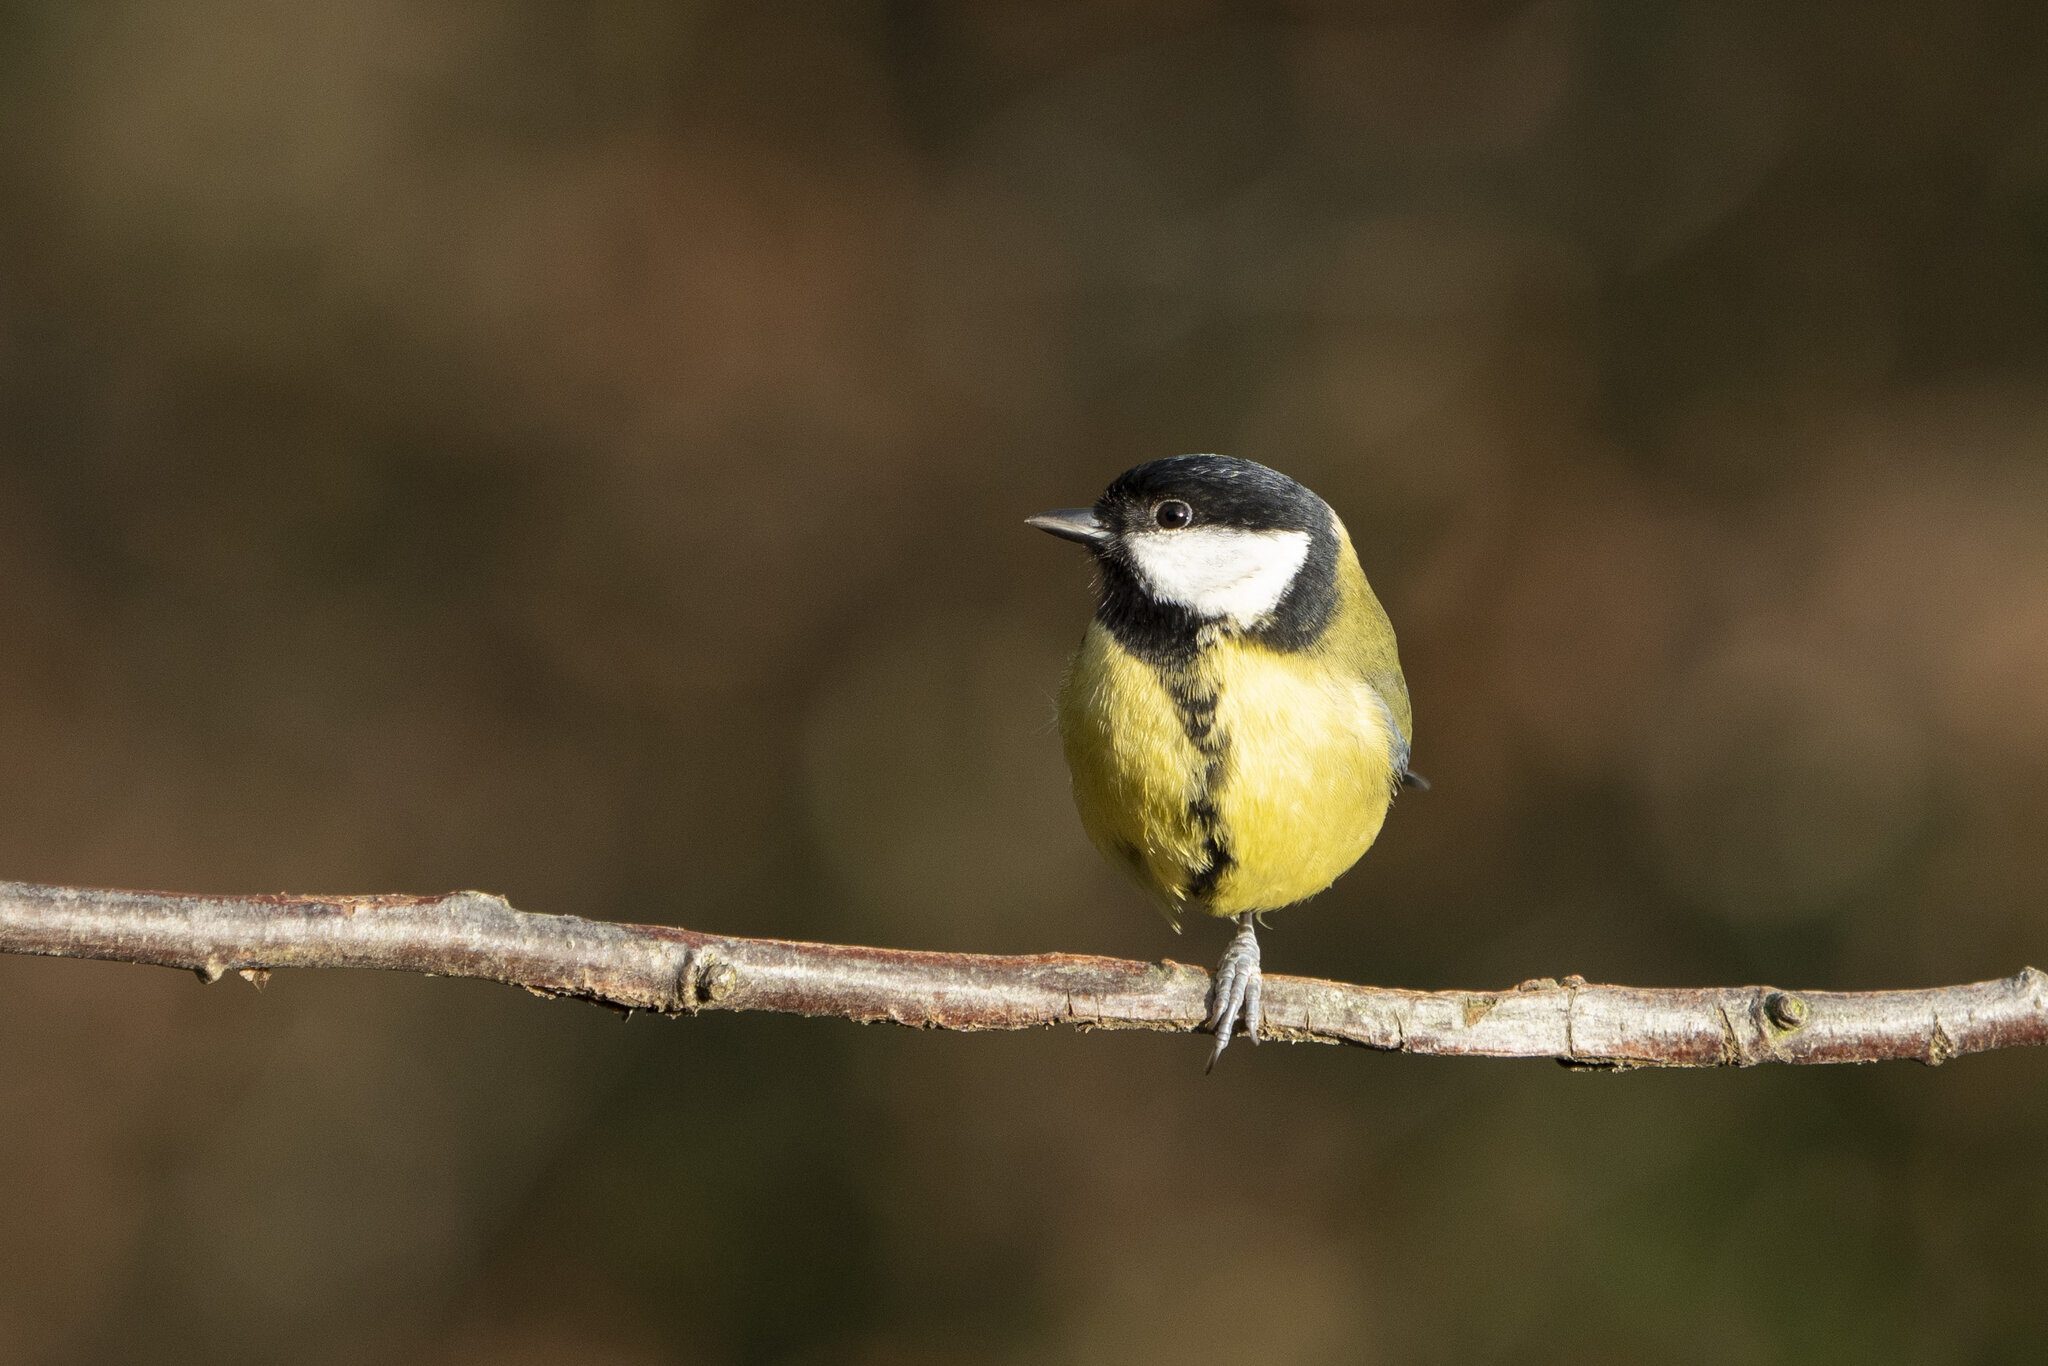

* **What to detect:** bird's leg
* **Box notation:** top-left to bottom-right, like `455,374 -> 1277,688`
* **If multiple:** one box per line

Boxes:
1204,912 -> 1263,1071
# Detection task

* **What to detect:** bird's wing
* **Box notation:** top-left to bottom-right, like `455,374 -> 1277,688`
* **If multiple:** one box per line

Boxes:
1328,532 -> 1423,793
1361,676 -> 1422,796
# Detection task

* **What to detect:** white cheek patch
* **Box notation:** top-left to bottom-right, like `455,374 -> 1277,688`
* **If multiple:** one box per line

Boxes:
1125,526 -> 1312,627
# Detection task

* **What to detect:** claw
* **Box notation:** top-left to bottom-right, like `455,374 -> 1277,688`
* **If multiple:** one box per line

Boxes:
1203,913 -> 1263,1072
1204,963 -> 1237,1034
1244,967 -> 1263,1047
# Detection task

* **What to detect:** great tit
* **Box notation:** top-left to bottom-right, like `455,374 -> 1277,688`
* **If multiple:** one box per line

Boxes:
1031,456 -> 1420,1067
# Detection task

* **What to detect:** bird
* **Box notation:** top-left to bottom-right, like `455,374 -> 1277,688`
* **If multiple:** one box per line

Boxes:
1030,455 -> 1420,1068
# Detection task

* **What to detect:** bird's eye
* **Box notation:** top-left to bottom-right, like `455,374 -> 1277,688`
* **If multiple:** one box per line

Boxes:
1154,499 -> 1194,530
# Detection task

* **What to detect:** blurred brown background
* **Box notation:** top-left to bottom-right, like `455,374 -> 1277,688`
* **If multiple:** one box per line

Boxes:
3,2 -> 2047,1362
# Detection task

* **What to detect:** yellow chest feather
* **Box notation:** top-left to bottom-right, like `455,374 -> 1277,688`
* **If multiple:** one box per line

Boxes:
1057,624 -> 1397,921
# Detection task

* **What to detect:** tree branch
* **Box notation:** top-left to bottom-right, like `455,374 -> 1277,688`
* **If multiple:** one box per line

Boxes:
1,881 -> 2041,1068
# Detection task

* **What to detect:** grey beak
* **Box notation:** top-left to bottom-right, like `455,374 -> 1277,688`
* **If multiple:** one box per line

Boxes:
1027,507 -> 1109,546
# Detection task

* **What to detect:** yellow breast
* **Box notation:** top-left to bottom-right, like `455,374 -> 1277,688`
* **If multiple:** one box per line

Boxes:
1057,623 -> 1397,922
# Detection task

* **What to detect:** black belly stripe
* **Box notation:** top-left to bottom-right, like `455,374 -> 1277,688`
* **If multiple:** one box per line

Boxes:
1185,832 -> 1235,902
1165,664 -> 1232,905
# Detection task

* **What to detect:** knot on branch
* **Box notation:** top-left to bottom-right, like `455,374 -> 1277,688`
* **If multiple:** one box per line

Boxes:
674,947 -> 741,1013
1763,991 -> 1809,1031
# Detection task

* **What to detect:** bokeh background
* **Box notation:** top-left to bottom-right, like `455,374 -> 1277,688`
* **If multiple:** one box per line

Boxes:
3,2 -> 2047,1362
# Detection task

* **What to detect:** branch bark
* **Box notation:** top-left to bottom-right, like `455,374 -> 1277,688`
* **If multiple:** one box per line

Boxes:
1,880 -> 2041,1068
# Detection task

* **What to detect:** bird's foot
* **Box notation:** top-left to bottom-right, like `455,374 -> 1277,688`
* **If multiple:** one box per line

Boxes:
1204,913 -> 1262,1072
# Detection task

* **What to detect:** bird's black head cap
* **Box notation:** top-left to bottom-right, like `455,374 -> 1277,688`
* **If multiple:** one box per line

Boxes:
1094,455 -> 1330,538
